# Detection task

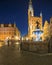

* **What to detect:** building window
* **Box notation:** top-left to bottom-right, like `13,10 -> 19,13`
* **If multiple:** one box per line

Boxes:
30,11 -> 32,16
1,24 -> 4,27
9,24 -> 11,27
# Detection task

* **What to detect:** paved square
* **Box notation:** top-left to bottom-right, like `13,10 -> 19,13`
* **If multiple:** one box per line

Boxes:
0,44 -> 52,65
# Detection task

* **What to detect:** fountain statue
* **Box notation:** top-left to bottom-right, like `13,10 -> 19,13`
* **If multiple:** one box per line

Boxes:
33,21 -> 43,41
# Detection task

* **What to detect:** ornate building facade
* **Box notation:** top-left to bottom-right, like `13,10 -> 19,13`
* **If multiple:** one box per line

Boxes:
28,0 -> 42,40
24,0 -> 50,41
0,24 -> 20,41
42,20 -> 50,41
50,17 -> 52,37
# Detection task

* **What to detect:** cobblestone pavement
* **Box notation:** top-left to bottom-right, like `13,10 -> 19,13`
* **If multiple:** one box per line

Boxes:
0,44 -> 52,65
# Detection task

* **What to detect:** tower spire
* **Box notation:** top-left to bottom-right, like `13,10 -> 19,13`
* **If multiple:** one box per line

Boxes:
29,0 -> 32,4
29,0 -> 32,8
40,11 -> 42,17
28,0 -> 34,16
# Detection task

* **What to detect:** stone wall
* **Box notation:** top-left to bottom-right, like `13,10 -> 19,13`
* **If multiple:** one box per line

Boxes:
20,41 -> 48,53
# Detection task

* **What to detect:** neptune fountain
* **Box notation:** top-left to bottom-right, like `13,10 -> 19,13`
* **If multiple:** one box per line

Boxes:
33,21 -> 43,41
33,29 -> 43,41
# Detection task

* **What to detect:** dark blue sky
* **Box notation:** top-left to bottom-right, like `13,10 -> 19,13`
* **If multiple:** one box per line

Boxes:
0,0 -> 52,36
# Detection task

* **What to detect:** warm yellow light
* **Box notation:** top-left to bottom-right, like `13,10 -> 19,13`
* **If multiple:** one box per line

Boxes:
15,36 -> 20,40
26,37 -> 28,41
15,36 -> 18,39
9,37 -> 11,40
0,42 -> 4,48
15,42 -> 20,45
22,37 -> 24,40
0,44 -> 2,47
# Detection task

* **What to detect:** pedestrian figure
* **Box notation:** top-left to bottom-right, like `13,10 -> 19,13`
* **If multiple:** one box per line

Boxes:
7,38 -> 9,46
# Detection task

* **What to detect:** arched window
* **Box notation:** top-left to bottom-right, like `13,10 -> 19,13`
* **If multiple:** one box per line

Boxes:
30,11 -> 32,16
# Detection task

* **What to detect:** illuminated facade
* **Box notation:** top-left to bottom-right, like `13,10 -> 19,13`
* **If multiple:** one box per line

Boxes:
50,17 -> 52,37
26,0 -> 50,41
28,0 -> 43,41
42,20 -> 50,41
0,24 -> 20,41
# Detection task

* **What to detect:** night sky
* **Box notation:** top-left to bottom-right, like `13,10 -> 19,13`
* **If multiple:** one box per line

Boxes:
0,0 -> 52,36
